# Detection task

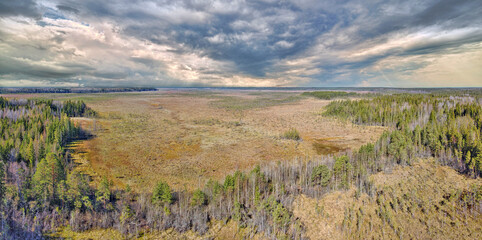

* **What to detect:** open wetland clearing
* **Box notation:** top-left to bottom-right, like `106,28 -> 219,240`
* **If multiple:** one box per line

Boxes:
66,90 -> 385,192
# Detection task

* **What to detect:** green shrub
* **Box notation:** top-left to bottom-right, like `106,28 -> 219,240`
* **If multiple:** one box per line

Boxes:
96,176 -> 111,205
283,128 -> 301,140
223,174 -> 235,192
206,179 -> 223,198
152,180 -> 173,205
273,202 -> 290,228
119,204 -> 134,224
311,164 -> 331,186
190,189 -> 207,206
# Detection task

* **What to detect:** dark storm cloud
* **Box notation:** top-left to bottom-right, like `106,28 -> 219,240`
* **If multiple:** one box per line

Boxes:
56,5 -> 79,14
354,0 -> 482,41
197,3 -> 336,76
0,0 -> 41,19
400,31 -> 482,56
0,54 -> 93,78
55,0 -> 341,76
411,0 -> 482,27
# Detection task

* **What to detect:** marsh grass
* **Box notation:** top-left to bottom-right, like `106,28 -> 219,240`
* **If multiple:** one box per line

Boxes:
295,160 -> 482,240
211,93 -> 302,110
65,91 -> 385,193
169,91 -> 223,99
282,128 -> 301,141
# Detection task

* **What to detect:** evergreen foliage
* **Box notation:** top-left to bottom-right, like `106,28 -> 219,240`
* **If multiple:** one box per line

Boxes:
302,91 -> 358,99
32,153 -> 65,202
311,164 -> 331,186
191,189 -> 207,206
152,180 -> 173,205
324,94 -> 482,177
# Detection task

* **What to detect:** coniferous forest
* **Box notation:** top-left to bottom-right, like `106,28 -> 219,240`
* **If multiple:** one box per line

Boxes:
0,92 -> 481,239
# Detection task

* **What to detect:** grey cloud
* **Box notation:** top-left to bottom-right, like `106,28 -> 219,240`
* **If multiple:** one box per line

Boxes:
400,31 -> 482,56
411,0 -> 482,27
0,55 -> 93,78
1,0 -> 482,87
93,71 -> 129,80
0,0 -> 41,19
130,57 -> 163,68
56,5 -> 80,14
361,0 -> 481,43
56,0 -> 340,76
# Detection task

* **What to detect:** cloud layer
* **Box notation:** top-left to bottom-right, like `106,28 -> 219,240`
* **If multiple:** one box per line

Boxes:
0,0 -> 481,87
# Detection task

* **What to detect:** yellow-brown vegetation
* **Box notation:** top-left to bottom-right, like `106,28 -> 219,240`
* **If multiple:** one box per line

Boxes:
67,91 -> 385,192
293,159 -> 482,240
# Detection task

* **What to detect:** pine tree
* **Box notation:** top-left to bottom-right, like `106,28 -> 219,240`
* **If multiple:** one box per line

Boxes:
334,155 -> 352,189
0,161 -> 5,204
152,180 -> 173,205
32,153 -> 65,202
26,140 -> 35,168
96,176 -> 112,207
311,164 -> 331,187
191,189 -> 207,206
466,151 -> 472,174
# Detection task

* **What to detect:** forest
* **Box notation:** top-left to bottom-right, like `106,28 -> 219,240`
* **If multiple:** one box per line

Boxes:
0,87 -> 157,94
0,92 -> 481,239
324,94 -> 482,177
301,91 -> 358,100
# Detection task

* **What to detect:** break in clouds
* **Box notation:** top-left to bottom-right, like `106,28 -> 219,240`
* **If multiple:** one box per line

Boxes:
0,0 -> 481,87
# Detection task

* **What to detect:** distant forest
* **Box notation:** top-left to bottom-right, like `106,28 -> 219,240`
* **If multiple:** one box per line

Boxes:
0,87 -> 157,94
2,87 -> 481,95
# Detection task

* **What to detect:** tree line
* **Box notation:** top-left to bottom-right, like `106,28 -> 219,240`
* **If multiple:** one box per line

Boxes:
0,87 -> 157,94
323,94 -> 482,178
301,91 -> 359,100
0,97 -> 95,238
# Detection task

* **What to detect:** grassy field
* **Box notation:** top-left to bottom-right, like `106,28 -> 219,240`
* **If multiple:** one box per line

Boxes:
294,159 -> 482,240
5,90 -> 385,192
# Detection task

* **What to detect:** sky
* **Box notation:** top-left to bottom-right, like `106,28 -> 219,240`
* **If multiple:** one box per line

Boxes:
0,0 -> 481,88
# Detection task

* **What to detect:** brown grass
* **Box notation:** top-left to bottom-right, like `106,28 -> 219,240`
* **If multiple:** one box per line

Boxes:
64,90 -> 385,192
293,159 -> 482,240
52,220 -> 266,240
